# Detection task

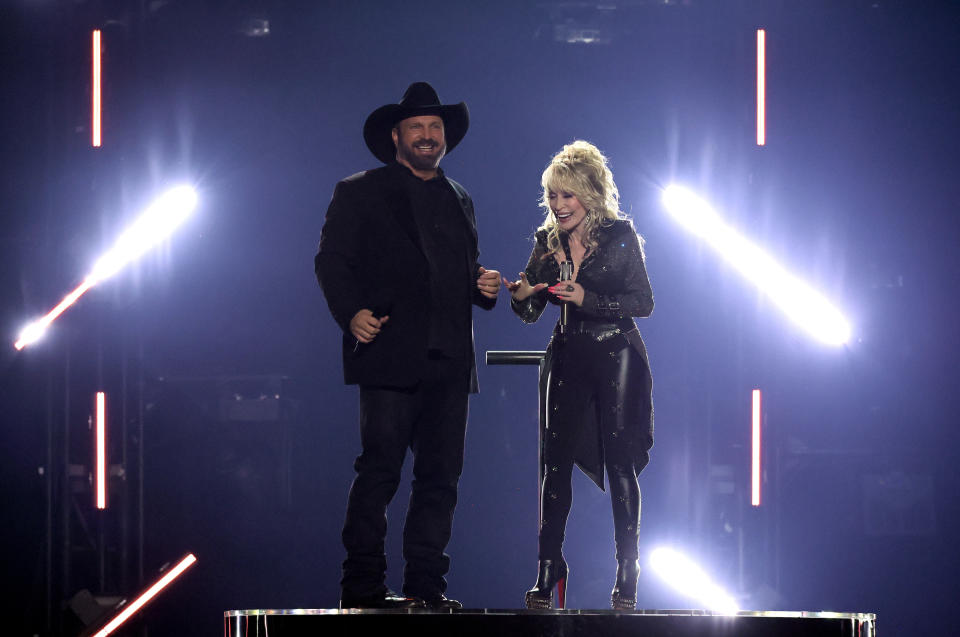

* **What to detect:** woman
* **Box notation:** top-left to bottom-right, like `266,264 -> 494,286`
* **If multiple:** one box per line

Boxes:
504,140 -> 654,610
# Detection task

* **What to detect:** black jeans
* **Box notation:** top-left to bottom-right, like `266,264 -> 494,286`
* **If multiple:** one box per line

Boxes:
340,357 -> 470,600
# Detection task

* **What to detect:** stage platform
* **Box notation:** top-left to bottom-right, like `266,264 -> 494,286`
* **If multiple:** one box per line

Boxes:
224,608 -> 876,636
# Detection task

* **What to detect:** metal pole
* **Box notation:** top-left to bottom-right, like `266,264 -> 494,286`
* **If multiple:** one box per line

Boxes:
45,356 -> 54,634
98,341 -> 105,593
484,350 -> 546,565
138,338 -> 145,585
61,345 -> 71,616
121,337 -> 129,592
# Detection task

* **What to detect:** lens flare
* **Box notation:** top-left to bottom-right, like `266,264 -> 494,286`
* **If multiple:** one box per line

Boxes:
650,547 -> 739,613
662,185 -> 851,346
14,185 -> 197,350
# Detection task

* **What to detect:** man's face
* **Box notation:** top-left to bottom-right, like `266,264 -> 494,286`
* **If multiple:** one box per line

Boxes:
392,115 -> 446,173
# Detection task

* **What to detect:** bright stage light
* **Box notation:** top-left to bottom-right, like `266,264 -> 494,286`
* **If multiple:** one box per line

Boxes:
91,553 -> 197,637
662,185 -> 851,346
92,29 -> 102,148
650,547 -> 739,614
88,185 -> 198,284
14,185 -> 198,350
751,389 -> 761,507
14,279 -> 95,350
757,29 -> 765,146
96,391 -> 107,510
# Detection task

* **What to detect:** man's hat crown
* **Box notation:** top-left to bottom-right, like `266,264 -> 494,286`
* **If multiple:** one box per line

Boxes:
363,82 -> 469,164
399,82 -> 443,109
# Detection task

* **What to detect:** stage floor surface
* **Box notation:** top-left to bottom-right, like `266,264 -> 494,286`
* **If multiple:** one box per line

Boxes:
225,608 -> 876,636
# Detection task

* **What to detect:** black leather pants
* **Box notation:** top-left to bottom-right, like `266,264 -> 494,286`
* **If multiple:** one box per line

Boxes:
539,331 -> 652,561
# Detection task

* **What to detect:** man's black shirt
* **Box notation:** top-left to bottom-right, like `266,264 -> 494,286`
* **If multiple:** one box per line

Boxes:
394,163 -> 472,360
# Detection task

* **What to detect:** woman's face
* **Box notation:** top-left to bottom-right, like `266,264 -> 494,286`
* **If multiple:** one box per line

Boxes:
549,189 -> 587,234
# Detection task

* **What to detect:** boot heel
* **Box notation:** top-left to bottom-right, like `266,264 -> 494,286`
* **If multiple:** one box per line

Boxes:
525,559 -> 569,610
610,559 -> 639,611
556,575 -> 567,610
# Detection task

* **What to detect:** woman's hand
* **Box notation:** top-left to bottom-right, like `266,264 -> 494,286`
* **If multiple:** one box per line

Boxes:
502,272 -> 547,301
548,281 -> 585,307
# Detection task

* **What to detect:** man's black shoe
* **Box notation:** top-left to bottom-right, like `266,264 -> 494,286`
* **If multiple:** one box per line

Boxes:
420,594 -> 463,610
339,590 -> 426,609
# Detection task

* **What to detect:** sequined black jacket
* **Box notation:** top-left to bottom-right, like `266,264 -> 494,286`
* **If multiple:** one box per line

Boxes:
511,219 -> 654,326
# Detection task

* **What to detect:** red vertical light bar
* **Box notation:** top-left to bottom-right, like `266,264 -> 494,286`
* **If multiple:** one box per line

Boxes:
92,554 -> 197,637
756,29 -> 766,146
96,391 -> 107,509
92,29 -> 102,147
751,389 -> 762,506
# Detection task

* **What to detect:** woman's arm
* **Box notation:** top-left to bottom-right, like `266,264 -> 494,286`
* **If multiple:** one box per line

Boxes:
509,236 -> 553,324
577,227 -> 654,320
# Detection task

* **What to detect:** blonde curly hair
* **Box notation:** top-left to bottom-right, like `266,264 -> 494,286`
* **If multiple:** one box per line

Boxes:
538,140 -> 624,258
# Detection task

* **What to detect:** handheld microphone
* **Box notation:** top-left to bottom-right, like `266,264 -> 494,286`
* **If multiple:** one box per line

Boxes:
559,260 -> 573,334
353,302 -> 392,352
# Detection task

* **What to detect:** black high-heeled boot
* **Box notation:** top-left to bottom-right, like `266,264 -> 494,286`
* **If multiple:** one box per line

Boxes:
524,559 -> 569,609
610,558 -> 639,610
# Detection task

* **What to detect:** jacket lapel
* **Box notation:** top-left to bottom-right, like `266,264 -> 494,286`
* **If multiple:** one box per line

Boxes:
446,177 -> 478,243
381,166 -> 426,257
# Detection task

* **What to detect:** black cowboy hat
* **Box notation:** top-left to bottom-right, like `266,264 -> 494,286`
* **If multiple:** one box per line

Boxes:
363,82 -> 470,164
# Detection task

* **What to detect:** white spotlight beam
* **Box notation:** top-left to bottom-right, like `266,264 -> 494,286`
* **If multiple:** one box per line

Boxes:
14,185 -> 198,350
650,547 -> 739,614
662,185 -> 851,346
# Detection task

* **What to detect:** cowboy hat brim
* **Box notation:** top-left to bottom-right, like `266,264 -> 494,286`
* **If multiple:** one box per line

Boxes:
363,102 -> 469,165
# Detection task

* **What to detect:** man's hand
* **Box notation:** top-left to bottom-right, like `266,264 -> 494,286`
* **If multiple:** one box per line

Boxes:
350,309 -> 390,344
477,266 -> 501,299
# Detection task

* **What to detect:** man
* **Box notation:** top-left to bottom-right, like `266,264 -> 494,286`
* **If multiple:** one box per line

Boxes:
315,82 -> 500,609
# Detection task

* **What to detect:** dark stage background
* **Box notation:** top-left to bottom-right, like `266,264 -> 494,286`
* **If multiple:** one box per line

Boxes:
2,1 -> 958,635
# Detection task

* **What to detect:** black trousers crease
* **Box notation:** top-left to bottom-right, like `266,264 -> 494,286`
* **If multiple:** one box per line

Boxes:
340,357 -> 469,599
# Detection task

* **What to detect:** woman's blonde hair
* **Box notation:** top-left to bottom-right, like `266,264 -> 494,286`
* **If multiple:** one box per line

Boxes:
538,140 -> 623,258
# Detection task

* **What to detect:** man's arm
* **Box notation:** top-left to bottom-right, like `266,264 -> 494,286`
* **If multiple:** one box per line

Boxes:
458,190 -> 499,310
315,180 -> 367,334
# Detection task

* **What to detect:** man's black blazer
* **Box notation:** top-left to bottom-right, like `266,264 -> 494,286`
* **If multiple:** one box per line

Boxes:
315,162 -> 496,392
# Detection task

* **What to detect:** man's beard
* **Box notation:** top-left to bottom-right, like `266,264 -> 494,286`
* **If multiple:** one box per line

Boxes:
398,138 -> 446,172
